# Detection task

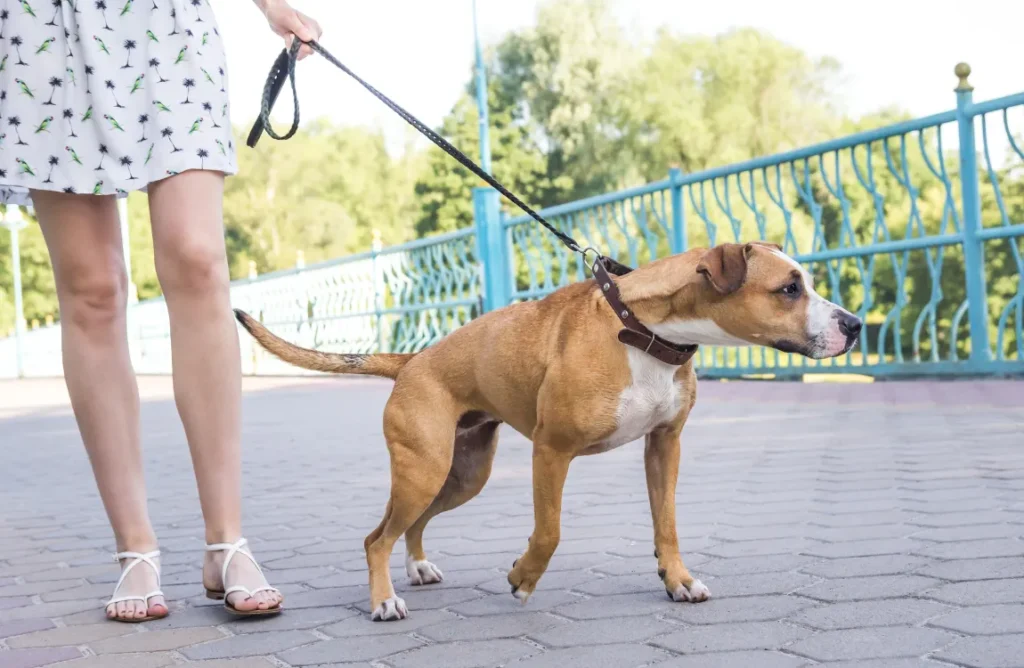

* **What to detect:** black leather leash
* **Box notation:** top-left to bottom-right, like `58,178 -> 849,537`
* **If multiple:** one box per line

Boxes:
247,40 -> 697,366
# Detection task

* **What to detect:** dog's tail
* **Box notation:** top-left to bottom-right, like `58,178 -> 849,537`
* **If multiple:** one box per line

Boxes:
233,309 -> 413,380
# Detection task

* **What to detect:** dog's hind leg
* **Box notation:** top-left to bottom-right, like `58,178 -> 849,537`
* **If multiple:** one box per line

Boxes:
404,419 -> 499,586
365,397 -> 456,621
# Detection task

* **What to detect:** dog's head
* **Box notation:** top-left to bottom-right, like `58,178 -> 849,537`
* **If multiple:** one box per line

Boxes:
638,242 -> 861,359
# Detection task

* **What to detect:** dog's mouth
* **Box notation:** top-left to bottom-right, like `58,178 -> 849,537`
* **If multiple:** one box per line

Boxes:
772,334 -> 860,359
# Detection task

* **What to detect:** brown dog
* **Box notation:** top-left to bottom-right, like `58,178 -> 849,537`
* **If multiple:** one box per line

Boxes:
235,242 -> 861,621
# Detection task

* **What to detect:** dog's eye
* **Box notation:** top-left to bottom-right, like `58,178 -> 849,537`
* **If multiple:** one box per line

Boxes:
780,282 -> 801,296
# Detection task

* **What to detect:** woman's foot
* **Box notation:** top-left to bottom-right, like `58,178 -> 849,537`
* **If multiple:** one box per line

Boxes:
106,550 -> 169,622
203,539 -> 283,613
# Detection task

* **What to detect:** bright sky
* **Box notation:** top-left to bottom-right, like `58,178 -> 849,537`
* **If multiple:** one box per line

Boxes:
220,0 -> 1023,156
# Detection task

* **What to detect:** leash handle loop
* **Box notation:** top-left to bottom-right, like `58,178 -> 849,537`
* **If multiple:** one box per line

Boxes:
247,39 -> 585,257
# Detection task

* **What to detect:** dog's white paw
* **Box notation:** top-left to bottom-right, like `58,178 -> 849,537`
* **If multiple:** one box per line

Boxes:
669,579 -> 711,603
370,596 -> 408,622
406,556 -> 444,586
512,586 -> 531,604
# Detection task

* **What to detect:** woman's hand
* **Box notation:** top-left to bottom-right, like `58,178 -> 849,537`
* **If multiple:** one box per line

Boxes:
256,0 -> 323,60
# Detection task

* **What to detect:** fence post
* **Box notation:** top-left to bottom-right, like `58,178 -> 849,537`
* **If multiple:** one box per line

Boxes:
3,206 -> 28,378
473,186 -> 508,312
954,62 -> 991,364
371,229 -> 387,353
668,165 -> 686,255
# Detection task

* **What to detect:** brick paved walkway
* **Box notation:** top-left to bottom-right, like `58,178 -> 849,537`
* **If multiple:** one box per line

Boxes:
1,376 -> 1023,668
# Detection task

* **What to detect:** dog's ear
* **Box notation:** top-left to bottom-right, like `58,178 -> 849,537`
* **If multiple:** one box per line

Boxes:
696,243 -> 753,295
748,240 -> 782,253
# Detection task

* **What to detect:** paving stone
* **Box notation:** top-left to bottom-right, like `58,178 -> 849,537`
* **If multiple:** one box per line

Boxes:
90,627 -> 223,654
704,572 -> 815,598
450,589 -> 580,616
274,586 -> 366,609
0,618 -> 56,640
278,635 -> 419,666
917,557 -> 1024,582
0,647 -> 84,668
815,661 -> 940,668
800,554 -> 931,579
926,578 -> 1024,605
788,598 -> 952,630
803,538 -> 926,559
652,620 -> 809,653
909,523 -> 1021,542
504,643 -> 665,668
798,575 -> 940,602
529,616 -> 676,647
913,538 -> 1024,560
788,626 -> 956,662
929,604 -> 1024,635
0,596 -> 36,611
6,623 -> 136,648
223,605 -> 360,633
175,661 -> 281,668
48,653 -> 177,668
699,554 -> 817,576
0,580 -> 83,598
181,629 -> 319,660
666,595 -> 812,625
933,634 -> 1024,668
4,377 -> 1024,668
323,608 -> 458,637
0,599 -> 97,622
653,650 -> 806,668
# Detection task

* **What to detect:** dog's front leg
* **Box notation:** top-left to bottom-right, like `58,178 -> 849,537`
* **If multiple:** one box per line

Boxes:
507,442 -> 572,603
645,427 -> 710,603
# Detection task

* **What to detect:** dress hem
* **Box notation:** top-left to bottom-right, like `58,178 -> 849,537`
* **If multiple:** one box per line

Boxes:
0,165 -> 239,206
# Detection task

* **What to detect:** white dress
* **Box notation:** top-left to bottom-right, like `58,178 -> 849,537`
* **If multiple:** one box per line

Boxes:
0,0 -> 237,205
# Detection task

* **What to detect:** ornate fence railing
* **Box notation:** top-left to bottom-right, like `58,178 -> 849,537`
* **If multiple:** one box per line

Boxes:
2,64 -> 1021,379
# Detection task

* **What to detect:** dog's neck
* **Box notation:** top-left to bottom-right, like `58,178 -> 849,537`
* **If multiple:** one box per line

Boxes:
610,257 -> 751,348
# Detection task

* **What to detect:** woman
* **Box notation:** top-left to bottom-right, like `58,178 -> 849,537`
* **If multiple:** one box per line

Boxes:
0,0 -> 321,621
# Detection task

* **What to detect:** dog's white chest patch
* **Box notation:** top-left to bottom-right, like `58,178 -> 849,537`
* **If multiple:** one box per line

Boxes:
597,348 -> 683,451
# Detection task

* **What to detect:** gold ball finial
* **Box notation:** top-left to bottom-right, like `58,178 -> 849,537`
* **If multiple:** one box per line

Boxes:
954,62 -> 973,92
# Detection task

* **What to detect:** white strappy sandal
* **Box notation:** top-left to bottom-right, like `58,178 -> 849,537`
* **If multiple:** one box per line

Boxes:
106,549 -> 167,623
204,537 -> 282,616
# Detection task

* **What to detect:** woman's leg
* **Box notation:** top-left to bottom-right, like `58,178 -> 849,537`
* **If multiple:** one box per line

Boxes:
146,170 -> 281,612
31,191 -> 167,622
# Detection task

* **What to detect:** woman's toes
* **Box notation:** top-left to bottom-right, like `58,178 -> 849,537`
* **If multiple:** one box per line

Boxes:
227,592 -> 257,612
133,602 -> 147,619
115,601 -> 128,619
148,597 -> 167,618
106,604 -> 117,619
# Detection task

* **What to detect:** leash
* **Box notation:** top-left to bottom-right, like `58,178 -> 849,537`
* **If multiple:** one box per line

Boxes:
247,40 -> 697,366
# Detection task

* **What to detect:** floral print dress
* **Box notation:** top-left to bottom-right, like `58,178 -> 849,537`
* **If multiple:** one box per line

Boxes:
0,0 -> 237,206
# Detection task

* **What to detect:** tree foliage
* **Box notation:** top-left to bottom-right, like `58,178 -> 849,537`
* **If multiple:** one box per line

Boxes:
1,0 -> 1021,361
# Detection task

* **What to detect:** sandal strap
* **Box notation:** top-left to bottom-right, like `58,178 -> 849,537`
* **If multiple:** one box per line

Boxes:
205,537 -> 268,593
224,584 -> 280,598
107,589 -> 164,606
108,550 -> 162,608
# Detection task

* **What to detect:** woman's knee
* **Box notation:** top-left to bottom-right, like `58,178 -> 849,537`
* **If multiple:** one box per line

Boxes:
155,235 -> 230,298
60,262 -> 129,332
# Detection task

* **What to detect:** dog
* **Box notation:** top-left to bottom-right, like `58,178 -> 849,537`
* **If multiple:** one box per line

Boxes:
234,241 -> 862,621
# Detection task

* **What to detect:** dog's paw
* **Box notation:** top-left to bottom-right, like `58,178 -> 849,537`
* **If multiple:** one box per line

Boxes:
406,556 -> 444,586
508,562 -> 537,604
668,579 -> 710,603
370,596 -> 408,621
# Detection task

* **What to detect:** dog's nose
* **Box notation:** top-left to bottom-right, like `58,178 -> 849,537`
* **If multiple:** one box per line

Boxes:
837,312 -> 862,339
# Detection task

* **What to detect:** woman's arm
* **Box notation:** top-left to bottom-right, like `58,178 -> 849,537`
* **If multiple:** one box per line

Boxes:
253,0 -> 323,60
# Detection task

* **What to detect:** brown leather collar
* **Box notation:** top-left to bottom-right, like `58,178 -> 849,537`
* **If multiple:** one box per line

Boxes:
590,257 -> 699,366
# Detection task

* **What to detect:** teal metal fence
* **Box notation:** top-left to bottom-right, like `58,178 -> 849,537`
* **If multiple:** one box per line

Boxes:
1,64 -> 1021,379
497,64 -> 1024,378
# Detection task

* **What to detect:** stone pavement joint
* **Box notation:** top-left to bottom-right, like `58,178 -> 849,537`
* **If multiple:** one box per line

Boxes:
1,376 -> 1023,667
